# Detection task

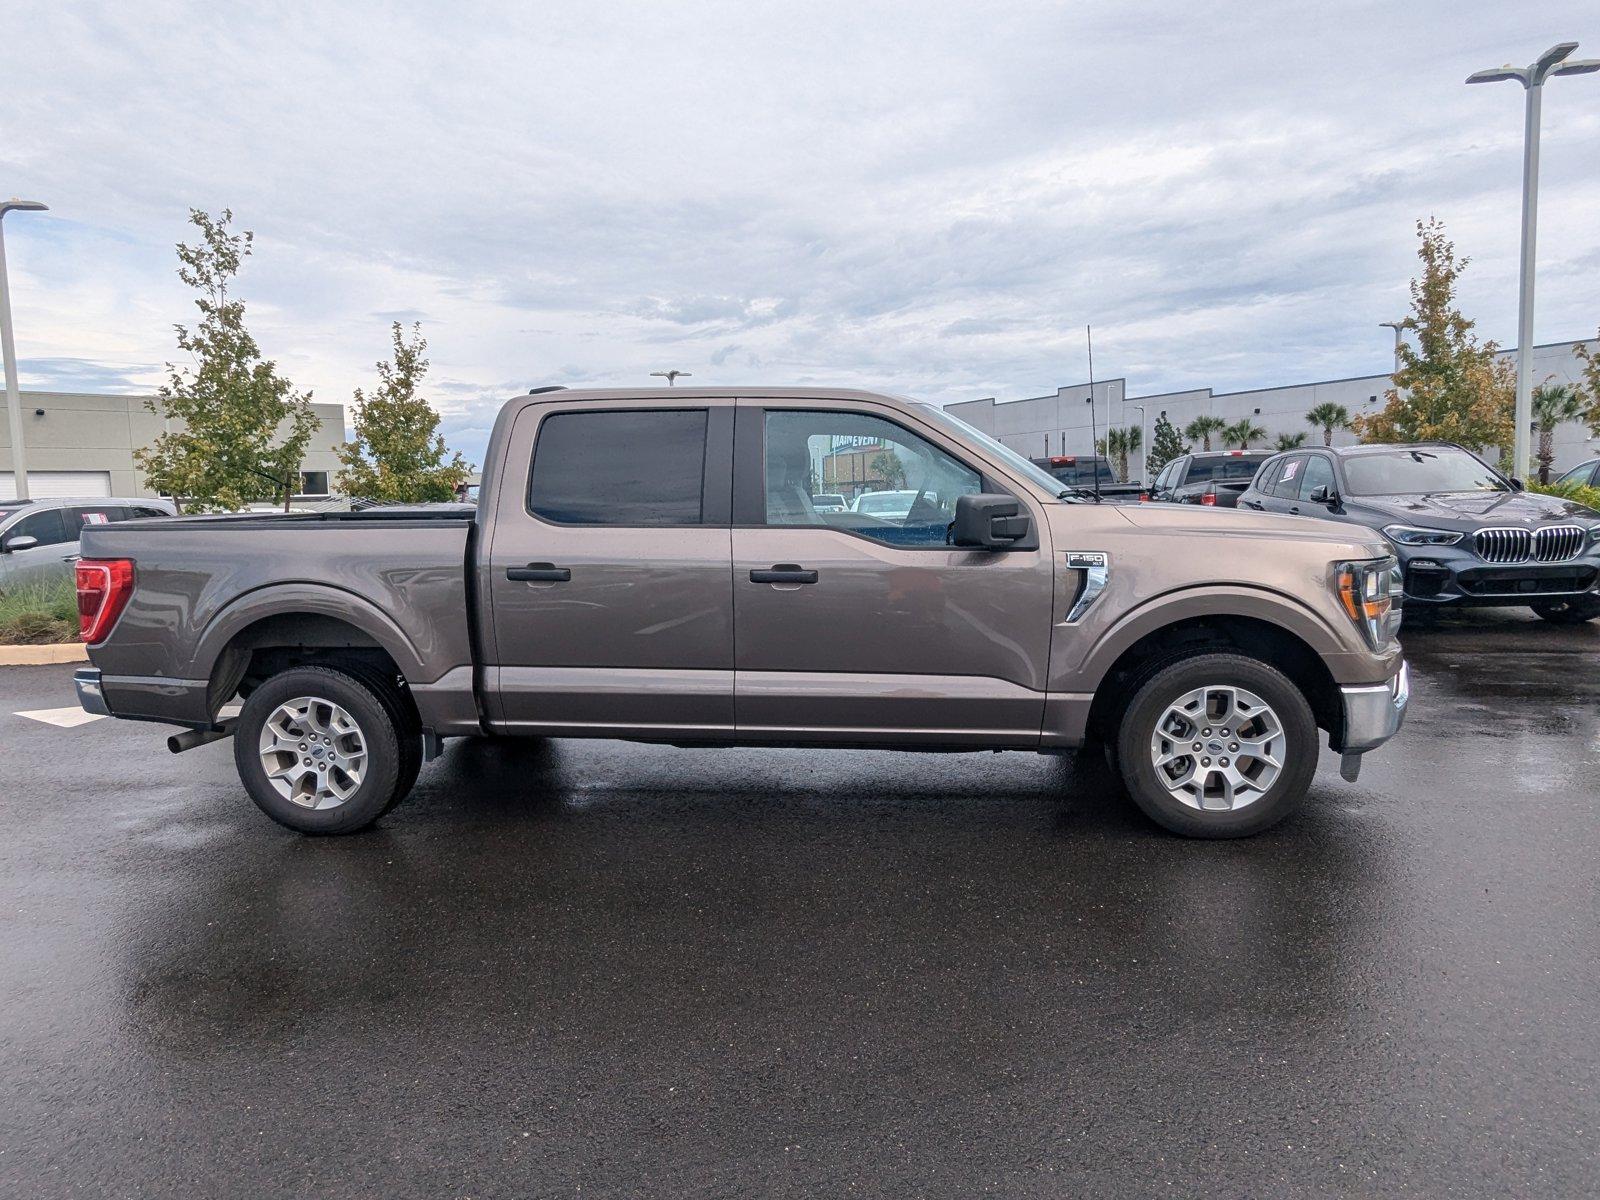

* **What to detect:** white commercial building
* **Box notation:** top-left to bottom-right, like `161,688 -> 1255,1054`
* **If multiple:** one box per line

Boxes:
946,338 -> 1599,483
0,389 -> 346,500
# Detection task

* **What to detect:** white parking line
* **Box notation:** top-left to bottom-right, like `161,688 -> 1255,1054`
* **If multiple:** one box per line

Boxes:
15,707 -> 105,728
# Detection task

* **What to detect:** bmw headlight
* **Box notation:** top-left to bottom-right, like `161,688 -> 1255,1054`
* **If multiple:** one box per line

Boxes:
1335,558 -> 1403,652
1382,524 -> 1462,546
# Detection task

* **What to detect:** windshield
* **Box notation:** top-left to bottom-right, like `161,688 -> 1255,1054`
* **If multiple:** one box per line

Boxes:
1187,456 -> 1269,483
1343,447 -> 1509,496
1043,460 -> 1117,486
922,406 -> 1073,498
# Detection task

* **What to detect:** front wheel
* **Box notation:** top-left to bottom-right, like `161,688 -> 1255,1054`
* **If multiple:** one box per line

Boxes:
1530,595 -> 1600,625
1114,653 -> 1319,838
234,666 -> 406,834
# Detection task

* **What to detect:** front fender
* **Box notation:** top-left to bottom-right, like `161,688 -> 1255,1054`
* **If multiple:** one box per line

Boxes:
1059,582 -> 1379,693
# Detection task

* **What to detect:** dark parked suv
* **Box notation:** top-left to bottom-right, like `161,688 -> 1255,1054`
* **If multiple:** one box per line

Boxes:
1238,442 -> 1600,623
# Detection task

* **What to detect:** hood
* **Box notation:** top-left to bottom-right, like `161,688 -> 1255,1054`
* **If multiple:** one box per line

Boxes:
1344,489 -> 1600,530
1109,503 -> 1387,553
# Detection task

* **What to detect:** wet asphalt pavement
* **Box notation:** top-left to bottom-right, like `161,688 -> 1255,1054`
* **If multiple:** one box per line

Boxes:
1,608 -> 1597,1198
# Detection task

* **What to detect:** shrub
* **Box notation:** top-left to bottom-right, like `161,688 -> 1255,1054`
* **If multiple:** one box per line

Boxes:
1528,480 -> 1600,513
0,576 -> 80,645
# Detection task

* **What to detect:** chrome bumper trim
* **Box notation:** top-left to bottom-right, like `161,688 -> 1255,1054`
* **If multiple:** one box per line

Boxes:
1338,660 -> 1409,754
74,666 -> 110,716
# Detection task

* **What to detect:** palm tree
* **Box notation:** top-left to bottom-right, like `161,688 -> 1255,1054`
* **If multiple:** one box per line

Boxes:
1275,431 -> 1309,450
1104,425 -> 1142,481
1221,418 -> 1266,449
1305,402 -> 1352,447
1184,415 -> 1227,452
1532,383 -> 1589,484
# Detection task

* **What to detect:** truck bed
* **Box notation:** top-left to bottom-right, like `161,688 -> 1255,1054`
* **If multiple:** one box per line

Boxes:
79,511 -> 477,728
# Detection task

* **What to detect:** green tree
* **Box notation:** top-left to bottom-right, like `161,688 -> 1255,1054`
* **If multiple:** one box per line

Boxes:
337,323 -> 470,502
1304,402 -> 1352,447
1103,425 -> 1142,481
1531,382 -> 1587,484
1222,418 -> 1266,449
135,209 -> 319,512
1575,331 -> 1600,438
1147,414 -> 1186,474
870,449 -> 907,490
1184,414 -> 1226,451
1275,431 -> 1309,450
1353,218 -> 1514,454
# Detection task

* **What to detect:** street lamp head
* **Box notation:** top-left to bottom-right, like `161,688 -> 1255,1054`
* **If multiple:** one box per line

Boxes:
1551,59 -> 1600,77
1466,66 -> 1527,86
1534,42 -> 1579,72
0,199 -> 49,219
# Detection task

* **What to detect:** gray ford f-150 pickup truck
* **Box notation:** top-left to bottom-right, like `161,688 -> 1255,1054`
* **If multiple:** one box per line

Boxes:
75,387 -> 1408,838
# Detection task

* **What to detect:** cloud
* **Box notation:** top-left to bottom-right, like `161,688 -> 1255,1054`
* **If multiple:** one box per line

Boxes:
1,0 -> 1596,452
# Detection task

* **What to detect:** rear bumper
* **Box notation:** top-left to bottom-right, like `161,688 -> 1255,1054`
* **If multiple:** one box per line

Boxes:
1338,660 -> 1409,754
74,667 -> 110,716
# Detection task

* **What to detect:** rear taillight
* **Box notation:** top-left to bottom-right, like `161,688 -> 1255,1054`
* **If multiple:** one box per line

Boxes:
76,558 -> 135,644
1200,485 -> 1217,506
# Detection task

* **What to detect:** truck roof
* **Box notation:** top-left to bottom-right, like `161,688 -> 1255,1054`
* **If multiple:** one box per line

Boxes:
517,386 -> 926,406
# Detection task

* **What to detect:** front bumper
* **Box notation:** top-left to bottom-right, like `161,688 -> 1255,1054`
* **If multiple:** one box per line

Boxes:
1396,543 -> 1600,606
75,666 -> 109,716
1338,660 -> 1409,754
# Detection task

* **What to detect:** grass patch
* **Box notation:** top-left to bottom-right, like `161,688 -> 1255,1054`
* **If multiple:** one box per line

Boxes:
0,576 -> 80,645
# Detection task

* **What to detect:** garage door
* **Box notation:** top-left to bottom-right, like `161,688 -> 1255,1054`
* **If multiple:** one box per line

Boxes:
0,471 -> 113,500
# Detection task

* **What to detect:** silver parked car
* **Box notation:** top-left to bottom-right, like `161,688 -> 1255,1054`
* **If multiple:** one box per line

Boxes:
0,497 -> 177,588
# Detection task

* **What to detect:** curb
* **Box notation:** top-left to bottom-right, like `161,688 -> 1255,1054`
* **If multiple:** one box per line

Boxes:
0,643 -> 89,667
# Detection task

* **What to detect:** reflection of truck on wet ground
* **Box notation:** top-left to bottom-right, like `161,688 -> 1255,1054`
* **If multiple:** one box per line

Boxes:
1029,455 -> 1145,503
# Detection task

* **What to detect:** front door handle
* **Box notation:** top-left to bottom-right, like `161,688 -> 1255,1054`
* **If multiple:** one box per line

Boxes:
1288,506 -> 1301,516
507,563 -> 571,582
750,564 -> 818,584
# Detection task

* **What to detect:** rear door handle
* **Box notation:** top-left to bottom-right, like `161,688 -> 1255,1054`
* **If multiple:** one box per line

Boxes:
750,564 -> 818,584
1288,506 -> 1301,515
507,563 -> 571,582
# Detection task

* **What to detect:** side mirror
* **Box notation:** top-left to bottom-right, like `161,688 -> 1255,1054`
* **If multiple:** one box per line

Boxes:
1,534 -> 38,554
1308,485 -> 1337,506
952,494 -> 1030,549
1508,476 -> 1525,492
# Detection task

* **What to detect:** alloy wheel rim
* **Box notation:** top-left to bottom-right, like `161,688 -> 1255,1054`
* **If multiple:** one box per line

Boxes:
1149,684 -> 1284,812
258,696 -> 368,810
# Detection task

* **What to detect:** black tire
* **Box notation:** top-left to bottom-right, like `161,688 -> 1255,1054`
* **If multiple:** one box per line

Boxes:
333,661 -> 422,814
233,666 -> 404,835
1114,652 -> 1319,839
1530,595 -> 1600,625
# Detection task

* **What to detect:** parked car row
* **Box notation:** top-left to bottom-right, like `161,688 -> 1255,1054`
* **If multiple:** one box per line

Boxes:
0,496 -> 177,586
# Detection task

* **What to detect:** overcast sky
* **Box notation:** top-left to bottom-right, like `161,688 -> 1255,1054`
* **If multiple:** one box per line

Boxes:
3,1 -> 1597,465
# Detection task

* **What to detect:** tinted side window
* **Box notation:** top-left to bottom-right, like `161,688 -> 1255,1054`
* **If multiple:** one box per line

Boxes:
5,507 -> 70,548
1254,459 -> 1283,493
1271,456 -> 1306,498
1297,456 -> 1336,501
529,409 -> 708,525
65,505 -> 126,534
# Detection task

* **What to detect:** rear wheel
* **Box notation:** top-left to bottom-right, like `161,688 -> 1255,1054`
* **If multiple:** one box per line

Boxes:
1530,595 -> 1600,625
1114,653 -> 1318,838
234,666 -> 405,834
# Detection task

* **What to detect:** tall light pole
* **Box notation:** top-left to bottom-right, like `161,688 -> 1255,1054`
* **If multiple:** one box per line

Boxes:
1379,320 -> 1406,377
1129,404 -> 1148,483
1467,42 -> 1599,479
0,199 -> 48,501
650,370 -> 692,387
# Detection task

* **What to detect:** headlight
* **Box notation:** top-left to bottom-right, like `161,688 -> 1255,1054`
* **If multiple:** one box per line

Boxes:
1335,558 -> 1402,652
1382,524 -> 1462,546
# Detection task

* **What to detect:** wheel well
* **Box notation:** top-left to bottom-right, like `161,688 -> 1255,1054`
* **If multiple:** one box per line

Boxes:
1085,615 -> 1342,741
210,613 -> 415,720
